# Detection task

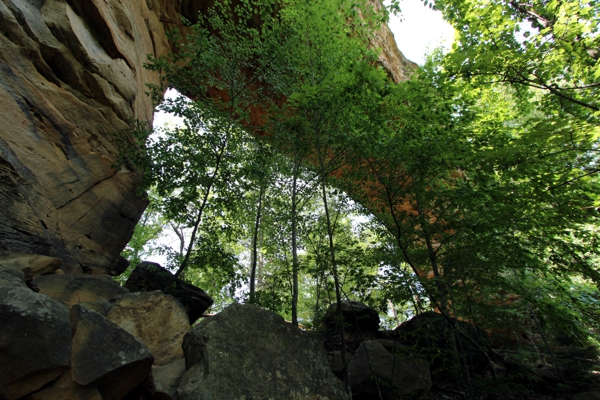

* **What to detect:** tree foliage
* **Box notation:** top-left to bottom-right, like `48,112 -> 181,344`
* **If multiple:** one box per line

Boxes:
117,0 -> 600,392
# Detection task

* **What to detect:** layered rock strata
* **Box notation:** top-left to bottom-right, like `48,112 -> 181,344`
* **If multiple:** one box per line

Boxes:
0,0 -> 166,274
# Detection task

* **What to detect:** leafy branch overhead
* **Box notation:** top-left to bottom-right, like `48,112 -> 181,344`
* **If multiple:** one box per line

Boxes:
117,0 -> 600,393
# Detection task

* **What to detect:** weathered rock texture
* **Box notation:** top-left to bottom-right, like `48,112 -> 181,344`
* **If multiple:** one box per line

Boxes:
179,303 -> 349,400
31,273 -> 128,307
0,0 -> 414,275
25,369 -> 103,400
0,250 -> 62,280
153,358 -> 186,400
125,262 -> 213,323
0,270 -> 72,400
70,304 -> 154,400
81,290 -> 190,366
0,0 -> 164,274
393,311 -> 490,377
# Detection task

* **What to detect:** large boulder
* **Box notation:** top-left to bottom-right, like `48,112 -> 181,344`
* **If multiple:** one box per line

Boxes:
70,304 -> 154,400
347,341 -> 431,399
0,270 -> 72,400
322,300 -> 380,333
153,358 -> 186,400
178,303 -> 349,400
31,273 -> 128,308
125,262 -> 213,323
0,250 -> 62,280
0,0 -> 165,274
82,291 -> 190,366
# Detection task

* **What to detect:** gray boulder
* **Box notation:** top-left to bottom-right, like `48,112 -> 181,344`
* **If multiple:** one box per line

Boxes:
81,291 -> 190,366
0,269 -> 27,288
322,300 -> 380,333
0,270 -> 71,399
348,341 -> 431,399
178,303 -> 349,400
31,274 -> 128,308
70,304 -> 154,400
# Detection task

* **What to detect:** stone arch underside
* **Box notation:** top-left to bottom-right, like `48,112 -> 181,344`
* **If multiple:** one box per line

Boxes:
0,0 -> 416,275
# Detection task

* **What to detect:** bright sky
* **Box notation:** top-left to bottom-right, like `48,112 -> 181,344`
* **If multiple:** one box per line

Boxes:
386,0 -> 455,65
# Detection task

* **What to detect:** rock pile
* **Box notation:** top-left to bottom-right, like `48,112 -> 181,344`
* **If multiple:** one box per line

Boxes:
1,249 -> 434,400
321,301 -> 432,399
0,252 -> 209,400
2,253 -> 366,400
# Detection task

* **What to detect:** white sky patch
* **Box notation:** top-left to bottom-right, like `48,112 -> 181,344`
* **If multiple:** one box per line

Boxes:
152,88 -> 185,130
385,0 -> 455,65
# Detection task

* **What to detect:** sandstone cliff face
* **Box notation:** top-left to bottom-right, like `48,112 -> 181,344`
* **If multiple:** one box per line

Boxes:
0,0 -> 414,275
0,0 -> 168,274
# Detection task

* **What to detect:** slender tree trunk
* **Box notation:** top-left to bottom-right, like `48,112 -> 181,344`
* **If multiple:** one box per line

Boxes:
170,223 -> 185,258
257,231 -> 264,289
249,182 -> 266,303
388,299 -> 401,327
315,134 -> 350,394
171,138 -> 227,281
291,153 -> 301,327
321,174 -> 350,394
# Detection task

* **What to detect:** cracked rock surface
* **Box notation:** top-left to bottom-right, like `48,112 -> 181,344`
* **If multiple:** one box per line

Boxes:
31,273 -> 128,307
70,304 -> 154,400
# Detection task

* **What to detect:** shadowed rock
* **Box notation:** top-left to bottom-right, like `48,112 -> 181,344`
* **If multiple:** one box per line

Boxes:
322,300 -> 380,333
124,262 -> 213,323
153,358 -> 186,400
348,341 -> 431,399
0,250 -> 62,280
82,290 -> 190,366
24,369 -> 102,400
0,270 -> 71,400
31,274 -> 128,308
70,304 -> 154,400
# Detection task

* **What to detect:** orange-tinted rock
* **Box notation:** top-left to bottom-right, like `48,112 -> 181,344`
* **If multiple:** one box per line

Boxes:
82,291 -> 190,366
0,0 -> 413,276
24,370 -> 102,400
124,262 -> 213,324
0,250 -> 62,280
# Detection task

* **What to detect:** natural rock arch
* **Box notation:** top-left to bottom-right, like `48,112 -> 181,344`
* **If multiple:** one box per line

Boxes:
0,0 -> 414,274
